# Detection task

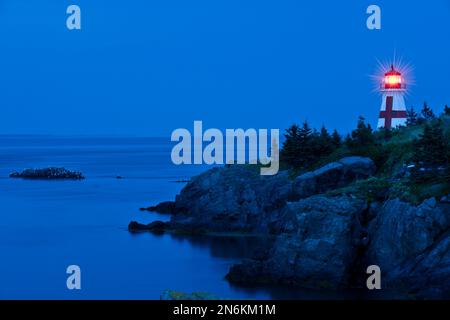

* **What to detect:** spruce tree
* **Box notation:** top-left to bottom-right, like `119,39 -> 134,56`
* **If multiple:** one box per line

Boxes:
421,102 -> 435,121
347,116 -> 375,149
444,105 -> 450,116
406,106 -> 418,126
412,121 -> 449,180
281,122 -> 335,169
344,134 -> 352,146
378,127 -> 393,141
331,129 -> 342,148
297,121 -> 314,168
314,126 -> 334,158
298,121 -> 312,140
281,124 -> 301,168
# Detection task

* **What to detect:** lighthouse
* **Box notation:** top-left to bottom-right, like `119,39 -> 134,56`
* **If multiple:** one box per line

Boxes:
377,65 -> 407,129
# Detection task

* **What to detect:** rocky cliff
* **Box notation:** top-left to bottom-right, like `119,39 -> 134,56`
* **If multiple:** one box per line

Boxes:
130,156 -> 450,298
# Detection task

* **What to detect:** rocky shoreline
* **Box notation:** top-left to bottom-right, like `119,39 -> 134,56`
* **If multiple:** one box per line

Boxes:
130,157 -> 450,299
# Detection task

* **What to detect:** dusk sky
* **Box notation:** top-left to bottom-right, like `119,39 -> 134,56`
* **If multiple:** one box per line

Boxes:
0,0 -> 449,136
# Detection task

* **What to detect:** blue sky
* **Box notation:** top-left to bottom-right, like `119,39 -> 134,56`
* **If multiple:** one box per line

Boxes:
0,0 -> 449,136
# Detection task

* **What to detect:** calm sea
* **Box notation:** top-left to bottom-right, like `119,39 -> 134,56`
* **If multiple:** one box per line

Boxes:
0,135 -> 315,300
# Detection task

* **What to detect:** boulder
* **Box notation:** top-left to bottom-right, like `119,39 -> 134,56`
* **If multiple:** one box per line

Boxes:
292,156 -> 376,199
169,166 -> 293,233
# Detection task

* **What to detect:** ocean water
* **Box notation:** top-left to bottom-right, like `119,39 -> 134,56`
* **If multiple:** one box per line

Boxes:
0,135 -> 297,300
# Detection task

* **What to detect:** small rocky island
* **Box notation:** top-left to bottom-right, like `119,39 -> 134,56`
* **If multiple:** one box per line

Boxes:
9,167 -> 85,180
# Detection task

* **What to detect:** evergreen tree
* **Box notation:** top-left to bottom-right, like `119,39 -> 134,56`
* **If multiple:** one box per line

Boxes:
412,121 -> 449,180
421,102 -> 435,121
296,121 -> 314,168
444,105 -> 450,116
347,116 -> 375,149
313,126 -> 334,158
281,124 -> 301,167
406,106 -> 418,126
378,127 -> 393,141
281,122 -> 339,169
311,128 -> 320,141
298,121 -> 312,140
331,129 -> 342,148
344,134 -> 352,146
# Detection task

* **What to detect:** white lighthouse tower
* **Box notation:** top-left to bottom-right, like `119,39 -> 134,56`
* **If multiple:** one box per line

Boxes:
377,65 -> 407,129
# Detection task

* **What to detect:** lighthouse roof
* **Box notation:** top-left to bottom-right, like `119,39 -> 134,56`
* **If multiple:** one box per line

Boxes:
385,65 -> 401,76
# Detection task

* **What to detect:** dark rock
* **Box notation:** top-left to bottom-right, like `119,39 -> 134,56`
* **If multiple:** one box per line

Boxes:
440,194 -> 450,203
159,157 -> 375,234
226,196 -> 450,295
128,221 -> 167,234
292,156 -> 376,199
9,167 -> 85,180
358,198 -> 450,298
386,230 -> 450,299
364,198 -> 450,273
227,195 -> 368,289
227,260 -> 267,284
140,201 -> 176,214
169,166 -> 293,233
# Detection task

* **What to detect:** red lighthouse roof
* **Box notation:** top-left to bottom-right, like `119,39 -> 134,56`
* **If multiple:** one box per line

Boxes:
384,65 -> 403,89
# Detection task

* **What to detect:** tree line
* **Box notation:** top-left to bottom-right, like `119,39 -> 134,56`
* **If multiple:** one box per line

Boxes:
281,103 -> 450,182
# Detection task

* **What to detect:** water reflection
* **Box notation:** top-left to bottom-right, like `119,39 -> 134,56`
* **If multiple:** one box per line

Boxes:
167,233 -> 274,260
133,230 -> 405,300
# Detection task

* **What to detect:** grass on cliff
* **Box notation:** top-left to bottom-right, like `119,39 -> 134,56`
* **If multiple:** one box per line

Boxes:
328,177 -> 449,205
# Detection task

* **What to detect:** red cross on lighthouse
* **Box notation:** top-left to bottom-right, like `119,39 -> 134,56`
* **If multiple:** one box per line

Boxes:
379,96 -> 407,129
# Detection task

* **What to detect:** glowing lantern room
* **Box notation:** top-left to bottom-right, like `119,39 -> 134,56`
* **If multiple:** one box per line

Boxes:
384,65 -> 403,89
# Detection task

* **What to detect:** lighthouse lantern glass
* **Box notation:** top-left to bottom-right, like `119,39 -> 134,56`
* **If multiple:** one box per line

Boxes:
386,75 -> 401,86
384,66 -> 403,89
